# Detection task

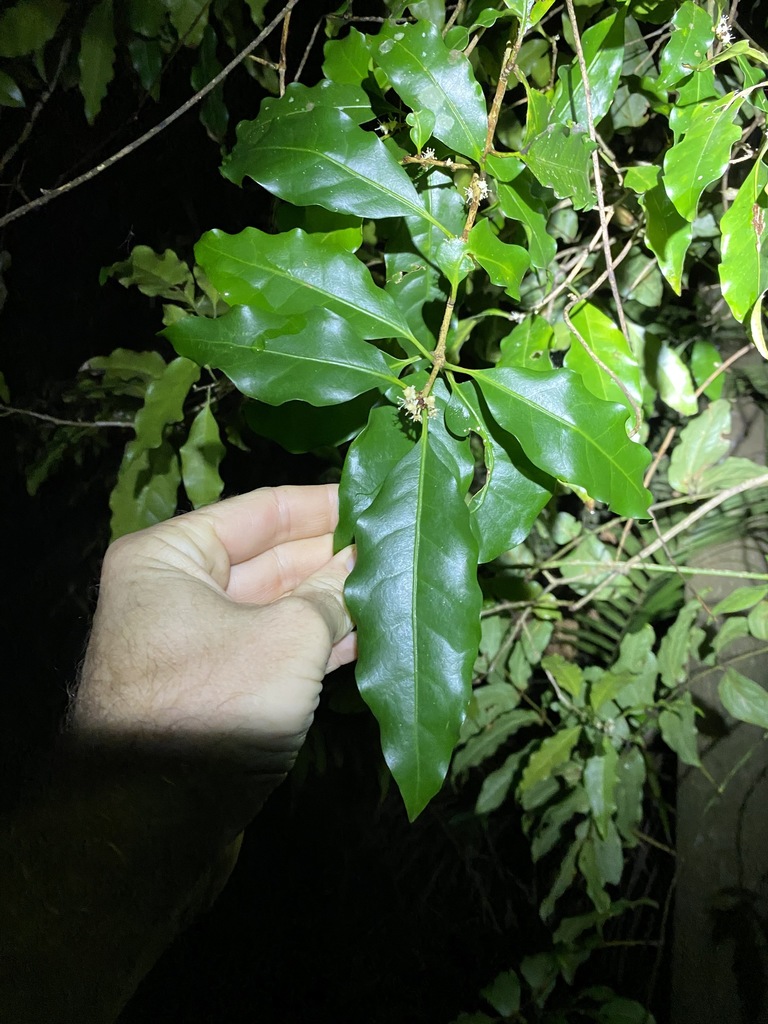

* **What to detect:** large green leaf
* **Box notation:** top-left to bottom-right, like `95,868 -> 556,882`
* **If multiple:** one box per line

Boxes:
523,125 -> 597,211
0,0 -> 66,58
639,181 -> 693,295
100,245 -> 194,298
657,2 -> 714,88
322,27 -> 371,86
405,171 -> 470,271
179,402 -> 226,508
110,440 -> 181,541
519,726 -> 582,795
344,416 -> 482,819
719,668 -> 768,730
449,382 -> 554,561
78,0 -> 116,124
659,694 -> 701,767
374,21 -> 488,161
469,367 -> 652,518
584,742 -> 619,840
468,219 -> 530,299
335,403 -> 417,549
668,399 -> 731,494
246,393 -> 376,456
553,10 -> 625,126
663,95 -> 744,222
498,315 -> 554,371
133,356 -> 201,450
719,156 -> 768,323
564,302 -> 642,410
165,306 -> 398,405
496,173 -> 557,269
223,106 -> 445,231
195,227 -> 416,343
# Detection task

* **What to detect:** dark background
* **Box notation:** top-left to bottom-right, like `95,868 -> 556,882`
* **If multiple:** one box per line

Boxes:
0,3 -> 683,1019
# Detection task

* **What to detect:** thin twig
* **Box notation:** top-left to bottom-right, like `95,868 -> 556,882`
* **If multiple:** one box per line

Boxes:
0,405 -> 133,429
294,13 -> 324,82
694,343 -> 751,399
0,39 -> 72,177
571,471 -> 768,611
0,0 -> 302,231
564,0 -> 631,344
278,7 -> 292,97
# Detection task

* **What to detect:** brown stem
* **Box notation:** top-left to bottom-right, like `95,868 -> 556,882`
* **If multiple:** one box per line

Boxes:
0,0 -> 302,230
0,405 -> 133,430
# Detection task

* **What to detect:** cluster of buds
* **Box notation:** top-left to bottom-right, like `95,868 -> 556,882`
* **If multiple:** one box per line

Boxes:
397,385 -> 437,423
463,175 -> 490,205
716,14 -> 734,46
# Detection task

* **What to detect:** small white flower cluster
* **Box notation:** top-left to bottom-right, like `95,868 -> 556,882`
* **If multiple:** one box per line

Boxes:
463,176 -> 490,205
716,14 -> 734,46
422,147 -> 436,160
397,385 -> 437,423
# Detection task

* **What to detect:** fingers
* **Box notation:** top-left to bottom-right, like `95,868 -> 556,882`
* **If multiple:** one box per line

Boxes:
194,484 -> 339,566
226,534 -> 336,604
289,545 -> 357,648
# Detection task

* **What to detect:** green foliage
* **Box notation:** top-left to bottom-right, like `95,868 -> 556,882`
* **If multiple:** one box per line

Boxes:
7,2 -> 768,1017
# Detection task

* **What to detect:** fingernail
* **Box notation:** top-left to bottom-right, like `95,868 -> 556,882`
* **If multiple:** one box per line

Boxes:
345,546 -> 357,573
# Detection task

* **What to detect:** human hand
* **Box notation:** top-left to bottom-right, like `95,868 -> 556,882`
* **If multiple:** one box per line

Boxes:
73,484 -> 356,796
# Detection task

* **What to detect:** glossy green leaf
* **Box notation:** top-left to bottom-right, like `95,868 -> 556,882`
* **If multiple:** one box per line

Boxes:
468,219 -> 530,298
322,27 -> 371,86
450,381 -> 554,561
719,668 -> 768,730
498,315 -> 554,371
252,80 -> 373,129
719,156 -> 768,323
405,171 -> 467,270
668,399 -> 731,494
496,173 -> 557,269
523,125 -> 597,211
180,402 -> 225,508
0,70 -> 24,108
246,393 -> 376,456
435,237 -> 474,290
195,227 -> 416,343
624,165 -> 659,195
470,367 -> 653,518
345,416 -> 482,819
128,37 -> 162,99
0,0 -> 66,58
690,340 -> 724,400
374,21 -> 488,161
663,95 -> 744,222
564,302 -> 642,410
712,586 -> 768,616
406,109 -> 436,151
650,341 -> 698,416
384,252 -> 442,350
224,106 -> 445,232
110,440 -> 180,541
132,356 -> 200,450
165,306 -> 397,405
78,0 -> 116,124
659,693 -> 701,767
669,68 -> 718,138
584,743 -> 619,840
542,653 -> 584,700
639,182 -> 693,294
519,725 -> 582,795
335,403 -> 417,549
553,11 -> 626,126
100,245 -> 193,298
657,2 -> 714,87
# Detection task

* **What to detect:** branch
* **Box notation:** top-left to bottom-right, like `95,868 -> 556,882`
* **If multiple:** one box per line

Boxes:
0,0 -> 302,231
571,471 -> 768,611
564,0 -> 631,343
0,405 -> 133,430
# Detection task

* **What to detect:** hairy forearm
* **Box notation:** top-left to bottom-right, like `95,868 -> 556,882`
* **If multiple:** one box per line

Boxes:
0,741 -> 272,1024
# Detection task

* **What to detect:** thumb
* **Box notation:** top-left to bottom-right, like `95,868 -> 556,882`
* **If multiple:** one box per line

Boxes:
290,544 -> 356,647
